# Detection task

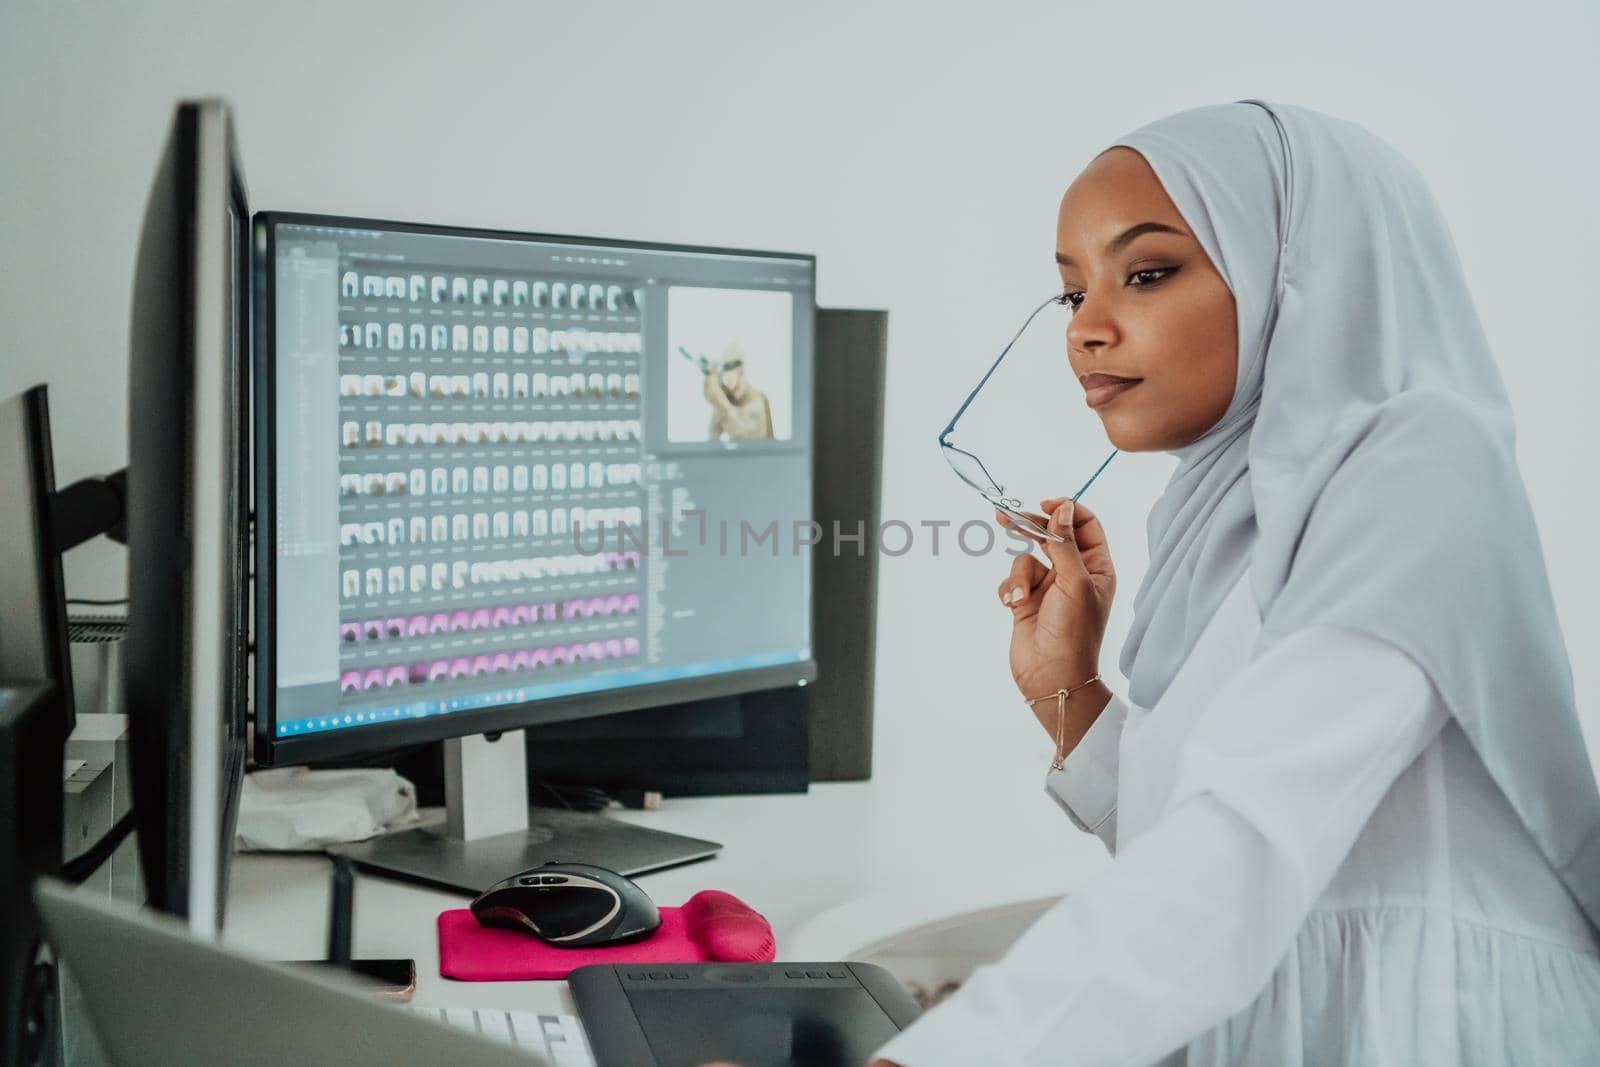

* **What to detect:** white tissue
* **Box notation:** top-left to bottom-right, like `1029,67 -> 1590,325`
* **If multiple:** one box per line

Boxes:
235,766 -> 422,851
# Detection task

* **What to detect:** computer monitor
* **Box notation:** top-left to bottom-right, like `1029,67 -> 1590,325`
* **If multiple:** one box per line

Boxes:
0,387 -> 75,732
0,387 -> 75,1067
254,212 -> 816,891
122,98 -> 252,939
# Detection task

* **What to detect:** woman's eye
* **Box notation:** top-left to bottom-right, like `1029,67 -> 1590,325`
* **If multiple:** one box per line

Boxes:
1130,267 -> 1175,286
1058,267 -> 1176,311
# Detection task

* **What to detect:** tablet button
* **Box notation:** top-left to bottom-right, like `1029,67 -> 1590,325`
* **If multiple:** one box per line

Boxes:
710,969 -> 764,983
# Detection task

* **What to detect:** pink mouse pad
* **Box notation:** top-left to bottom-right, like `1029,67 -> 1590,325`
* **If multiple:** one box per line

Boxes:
437,889 -> 776,981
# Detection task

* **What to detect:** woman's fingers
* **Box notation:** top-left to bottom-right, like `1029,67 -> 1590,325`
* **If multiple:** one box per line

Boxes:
1063,498 -> 1116,590
998,497 -> 1116,604
1031,498 -> 1114,582
996,507 -> 1054,546
998,552 -> 1049,609
1038,500 -> 1087,582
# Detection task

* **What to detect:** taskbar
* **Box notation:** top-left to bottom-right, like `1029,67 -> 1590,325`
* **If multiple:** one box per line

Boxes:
275,648 -> 811,736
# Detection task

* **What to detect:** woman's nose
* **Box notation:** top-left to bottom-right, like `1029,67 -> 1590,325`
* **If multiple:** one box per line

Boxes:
1067,303 -> 1117,353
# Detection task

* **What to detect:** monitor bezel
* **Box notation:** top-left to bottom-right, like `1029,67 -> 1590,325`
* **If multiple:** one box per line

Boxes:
252,211 -> 819,766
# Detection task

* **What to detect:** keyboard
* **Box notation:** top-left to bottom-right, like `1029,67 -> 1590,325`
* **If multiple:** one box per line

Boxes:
408,1006 -> 596,1066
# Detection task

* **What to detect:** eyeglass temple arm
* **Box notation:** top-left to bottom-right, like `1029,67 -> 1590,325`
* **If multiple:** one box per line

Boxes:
939,294 -> 1061,440
1071,449 -> 1119,501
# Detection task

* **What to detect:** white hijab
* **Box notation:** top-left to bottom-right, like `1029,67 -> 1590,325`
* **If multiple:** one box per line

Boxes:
1108,98 -> 1600,933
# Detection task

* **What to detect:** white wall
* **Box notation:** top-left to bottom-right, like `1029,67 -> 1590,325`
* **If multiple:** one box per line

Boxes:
4,0 -> 1596,885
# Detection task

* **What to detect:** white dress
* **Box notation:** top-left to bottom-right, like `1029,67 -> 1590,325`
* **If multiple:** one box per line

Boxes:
873,571 -> 1600,1066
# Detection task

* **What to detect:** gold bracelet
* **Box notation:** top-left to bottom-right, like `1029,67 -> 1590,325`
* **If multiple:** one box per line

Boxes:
1023,674 -> 1102,772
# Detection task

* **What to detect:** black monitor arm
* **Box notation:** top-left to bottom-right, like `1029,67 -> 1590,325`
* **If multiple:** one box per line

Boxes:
50,467 -> 127,550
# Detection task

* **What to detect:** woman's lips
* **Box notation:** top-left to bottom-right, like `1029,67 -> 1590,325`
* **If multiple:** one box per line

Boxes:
1081,373 -> 1142,409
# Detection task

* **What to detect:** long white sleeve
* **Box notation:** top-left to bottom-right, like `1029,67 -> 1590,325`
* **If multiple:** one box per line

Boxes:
1044,693 -> 1130,852
872,626 -> 1449,1067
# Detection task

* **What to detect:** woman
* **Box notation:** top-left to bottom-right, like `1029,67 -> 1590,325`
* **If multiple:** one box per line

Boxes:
869,99 -> 1600,1065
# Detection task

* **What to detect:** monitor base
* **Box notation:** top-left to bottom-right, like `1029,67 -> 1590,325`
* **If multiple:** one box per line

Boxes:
328,728 -> 721,895
330,808 -> 721,896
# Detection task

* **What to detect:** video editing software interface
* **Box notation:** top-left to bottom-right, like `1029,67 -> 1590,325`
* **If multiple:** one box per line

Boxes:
265,219 -> 814,739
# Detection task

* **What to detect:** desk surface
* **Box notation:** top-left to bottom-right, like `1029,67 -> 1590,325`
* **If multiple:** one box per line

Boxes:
222,780 -> 1108,1014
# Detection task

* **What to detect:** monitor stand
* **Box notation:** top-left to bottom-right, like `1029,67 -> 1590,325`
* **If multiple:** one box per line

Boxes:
328,730 -> 722,896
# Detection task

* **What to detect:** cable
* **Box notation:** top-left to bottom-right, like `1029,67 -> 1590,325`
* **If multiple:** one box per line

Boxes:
60,810 -> 135,885
65,596 -> 128,607
530,779 -> 614,813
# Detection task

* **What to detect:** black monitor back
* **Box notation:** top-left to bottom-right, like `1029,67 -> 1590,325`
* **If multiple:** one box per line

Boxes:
123,99 -> 251,935
0,387 -> 75,733
0,385 -> 75,1066
511,306 -> 886,794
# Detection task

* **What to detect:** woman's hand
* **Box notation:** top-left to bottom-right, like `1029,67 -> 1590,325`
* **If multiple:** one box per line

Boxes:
996,498 -> 1116,705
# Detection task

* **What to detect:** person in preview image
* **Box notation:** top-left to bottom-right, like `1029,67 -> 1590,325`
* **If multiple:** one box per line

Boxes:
697,341 -> 773,440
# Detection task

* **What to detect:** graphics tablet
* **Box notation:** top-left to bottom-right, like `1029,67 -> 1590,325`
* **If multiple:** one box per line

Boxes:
569,961 -> 922,1067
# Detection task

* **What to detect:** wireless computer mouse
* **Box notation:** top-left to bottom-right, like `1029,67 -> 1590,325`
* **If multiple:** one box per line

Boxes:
470,862 -> 662,948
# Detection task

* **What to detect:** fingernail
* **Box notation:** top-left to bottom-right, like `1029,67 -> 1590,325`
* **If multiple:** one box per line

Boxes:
1007,588 -> 1023,604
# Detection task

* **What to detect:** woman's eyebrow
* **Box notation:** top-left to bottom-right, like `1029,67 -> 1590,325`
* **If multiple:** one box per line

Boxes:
1055,221 -> 1188,267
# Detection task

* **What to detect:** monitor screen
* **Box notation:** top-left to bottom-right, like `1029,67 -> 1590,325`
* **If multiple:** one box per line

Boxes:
256,214 -> 816,764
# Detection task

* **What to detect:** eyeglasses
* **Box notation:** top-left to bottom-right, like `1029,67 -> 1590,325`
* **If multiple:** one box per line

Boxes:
938,293 -> 1118,543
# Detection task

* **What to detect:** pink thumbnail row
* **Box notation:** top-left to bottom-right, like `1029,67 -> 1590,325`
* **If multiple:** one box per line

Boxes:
338,636 -> 642,692
341,593 -> 642,643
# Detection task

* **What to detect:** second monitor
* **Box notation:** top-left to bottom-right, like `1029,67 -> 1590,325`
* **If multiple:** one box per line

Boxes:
254,214 -> 817,889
